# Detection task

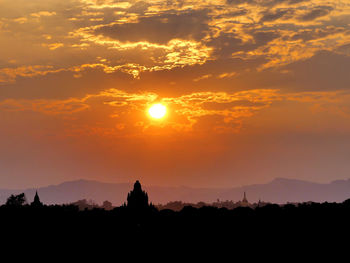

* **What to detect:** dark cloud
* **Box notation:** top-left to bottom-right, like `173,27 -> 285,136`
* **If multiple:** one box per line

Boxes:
226,0 -> 309,7
290,27 -> 347,42
127,1 -> 150,13
298,6 -> 333,21
251,30 -> 280,46
207,33 -> 244,58
287,0 -> 309,4
261,0 -> 311,7
94,9 -> 210,44
282,51 -> 350,91
336,43 -> 350,56
226,0 -> 253,5
218,8 -> 248,18
260,9 -> 295,22
192,114 -> 240,132
202,100 -> 266,110
208,30 -> 279,58
0,67 -> 133,100
220,50 -> 350,93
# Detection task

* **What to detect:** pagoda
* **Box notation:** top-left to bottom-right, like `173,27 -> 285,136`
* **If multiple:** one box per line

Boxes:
127,180 -> 149,210
31,191 -> 43,207
240,191 -> 249,207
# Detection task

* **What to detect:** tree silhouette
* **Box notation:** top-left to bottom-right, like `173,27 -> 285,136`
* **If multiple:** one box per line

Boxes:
102,200 -> 113,210
6,193 -> 27,206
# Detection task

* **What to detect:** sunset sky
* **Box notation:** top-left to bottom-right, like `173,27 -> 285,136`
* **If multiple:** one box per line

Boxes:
1,0 -> 350,189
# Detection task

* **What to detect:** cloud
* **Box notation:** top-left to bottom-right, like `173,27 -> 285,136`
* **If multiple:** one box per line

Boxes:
0,65 -> 64,83
93,9 -> 210,44
0,0 -> 348,87
193,74 -> 212,82
2,0 -> 350,189
0,88 -> 279,134
259,9 -> 295,22
30,11 -> 57,18
282,50 -> 350,91
298,5 -> 333,21
3,87 -> 350,137
226,0 -> 310,7
0,98 -> 89,115
0,0 -> 350,105
201,100 -> 266,110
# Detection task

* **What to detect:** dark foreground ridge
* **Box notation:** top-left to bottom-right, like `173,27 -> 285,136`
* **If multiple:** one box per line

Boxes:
1,180 -> 350,252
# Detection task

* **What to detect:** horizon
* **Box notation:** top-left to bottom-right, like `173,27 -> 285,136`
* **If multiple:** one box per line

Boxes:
1,0 -> 350,190
2,176 -> 350,191
2,176 -> 350,206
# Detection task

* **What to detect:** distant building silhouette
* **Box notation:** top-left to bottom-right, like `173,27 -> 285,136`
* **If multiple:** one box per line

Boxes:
31,191 -> 43,207
127,180 -> 149,210
240,191 -> 249,207
242,192 -> 248,202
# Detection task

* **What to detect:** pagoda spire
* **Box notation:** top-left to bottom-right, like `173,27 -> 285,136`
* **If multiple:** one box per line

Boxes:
31,190 -> 43,207
240,191 -> 249,206
242,191 -> 248,203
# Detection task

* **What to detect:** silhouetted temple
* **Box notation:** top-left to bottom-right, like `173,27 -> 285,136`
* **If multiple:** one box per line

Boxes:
240,191 -> 249,207
127,180 -> 149,210
31,191 -> 43,207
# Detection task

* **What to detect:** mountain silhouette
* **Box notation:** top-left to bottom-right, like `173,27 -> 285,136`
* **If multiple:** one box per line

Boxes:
1,177 -> 350,205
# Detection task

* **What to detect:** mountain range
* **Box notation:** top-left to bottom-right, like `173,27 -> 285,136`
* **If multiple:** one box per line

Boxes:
1,178 -> 350,205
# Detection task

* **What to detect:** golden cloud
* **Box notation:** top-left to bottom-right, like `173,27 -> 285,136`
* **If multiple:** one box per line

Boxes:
4,87 -> 349,137
0,0 -> 349,84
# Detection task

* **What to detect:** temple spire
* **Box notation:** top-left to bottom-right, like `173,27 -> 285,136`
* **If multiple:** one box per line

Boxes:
31,190 -> 43,207
240,191 -> 249,207
242,191 -> 248,203
126,180 -> 149,210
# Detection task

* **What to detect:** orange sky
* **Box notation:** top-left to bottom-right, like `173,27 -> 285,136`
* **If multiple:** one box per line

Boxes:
1,0 -> 350,188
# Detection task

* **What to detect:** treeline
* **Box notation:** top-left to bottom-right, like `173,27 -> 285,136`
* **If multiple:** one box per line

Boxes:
2,192 -> 350,230
1,192 -> 350,251
156,200 -> 271,211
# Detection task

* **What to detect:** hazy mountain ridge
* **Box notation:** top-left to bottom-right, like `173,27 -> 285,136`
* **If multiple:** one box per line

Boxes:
1,178 -> 350,205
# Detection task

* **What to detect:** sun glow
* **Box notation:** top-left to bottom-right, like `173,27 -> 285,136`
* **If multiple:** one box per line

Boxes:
148,103 -> 167,119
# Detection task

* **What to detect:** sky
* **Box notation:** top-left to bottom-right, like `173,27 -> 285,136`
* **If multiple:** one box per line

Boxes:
1,0 -> 350,189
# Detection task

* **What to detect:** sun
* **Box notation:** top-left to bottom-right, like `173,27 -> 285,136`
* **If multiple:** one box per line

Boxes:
148,103 -> 167,119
